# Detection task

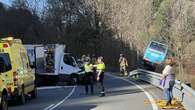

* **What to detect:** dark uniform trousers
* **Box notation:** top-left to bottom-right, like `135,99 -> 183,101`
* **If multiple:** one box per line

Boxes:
84,72 -> 94,94
97,71 -> 105,94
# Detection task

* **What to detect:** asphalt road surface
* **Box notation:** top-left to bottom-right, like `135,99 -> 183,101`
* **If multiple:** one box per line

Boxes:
9,73 -> 164,110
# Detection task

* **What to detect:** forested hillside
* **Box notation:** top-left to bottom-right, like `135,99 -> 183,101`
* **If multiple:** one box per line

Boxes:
0,0 -> 195,87
88,0 -> 195,87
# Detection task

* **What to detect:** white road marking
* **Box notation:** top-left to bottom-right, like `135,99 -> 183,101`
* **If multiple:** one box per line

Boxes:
38,86 -> 75,90
46,86 -> 76,110
44,104 -> 54,110
107,73 -> 159,110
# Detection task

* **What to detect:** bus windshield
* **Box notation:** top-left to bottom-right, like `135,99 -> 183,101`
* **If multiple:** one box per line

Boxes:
149,41 -> 167,53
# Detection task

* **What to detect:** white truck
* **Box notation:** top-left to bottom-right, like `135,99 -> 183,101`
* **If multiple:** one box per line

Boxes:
24,44 -> 84,85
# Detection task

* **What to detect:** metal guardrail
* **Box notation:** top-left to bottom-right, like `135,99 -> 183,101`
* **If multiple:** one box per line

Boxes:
129,69 -> 195,110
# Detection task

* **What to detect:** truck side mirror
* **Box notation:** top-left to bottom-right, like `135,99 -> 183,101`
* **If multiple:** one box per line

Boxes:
77,59 -> 81,62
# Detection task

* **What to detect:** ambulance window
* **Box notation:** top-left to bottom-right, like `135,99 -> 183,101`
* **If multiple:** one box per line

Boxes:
0,53 -> 12,72
27,55 -> 32,67
20,53 -> 28,71
25,54 -> 30,69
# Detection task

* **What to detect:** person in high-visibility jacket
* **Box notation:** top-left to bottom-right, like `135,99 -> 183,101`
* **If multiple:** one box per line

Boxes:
95,56 -> 106,97
84,61 -> 94,95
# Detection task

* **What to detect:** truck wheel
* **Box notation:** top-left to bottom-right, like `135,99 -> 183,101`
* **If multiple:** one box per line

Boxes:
71,74 -> 79,85
18,88 -> 26,105
0,93 -> 8,110
30,86 -> 37,99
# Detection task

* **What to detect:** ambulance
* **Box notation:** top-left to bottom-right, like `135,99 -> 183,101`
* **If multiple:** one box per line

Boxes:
0,37 -> 36,105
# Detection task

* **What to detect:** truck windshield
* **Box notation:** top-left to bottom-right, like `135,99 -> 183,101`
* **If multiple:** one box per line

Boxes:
0,53 -> 12,73
64,55 -> 75,66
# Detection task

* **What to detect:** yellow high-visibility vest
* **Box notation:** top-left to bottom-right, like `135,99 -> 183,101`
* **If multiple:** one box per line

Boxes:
97,63 -> 105,72
84,64 -> 93,73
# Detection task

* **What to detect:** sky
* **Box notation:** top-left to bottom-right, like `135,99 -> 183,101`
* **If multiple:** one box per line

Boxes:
0,0 -> 46,16
0,0 -> 12,6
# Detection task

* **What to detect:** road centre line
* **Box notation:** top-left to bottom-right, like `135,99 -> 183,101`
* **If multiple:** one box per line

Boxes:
43,86 -> 76,110
38,86 -> 75,90
107,73 -> 158,110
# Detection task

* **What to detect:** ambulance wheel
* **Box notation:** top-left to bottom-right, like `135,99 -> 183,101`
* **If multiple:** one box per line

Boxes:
0,93 -> 8,110
18,88 -> 26,105
30,86 -> 37,99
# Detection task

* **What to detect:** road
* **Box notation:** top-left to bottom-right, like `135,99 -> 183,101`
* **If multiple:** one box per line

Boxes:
9,73 -> 164,110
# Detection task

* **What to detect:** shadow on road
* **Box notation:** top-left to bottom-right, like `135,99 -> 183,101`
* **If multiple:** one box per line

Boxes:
106,88 -> 143,97
58,104 -> 97,110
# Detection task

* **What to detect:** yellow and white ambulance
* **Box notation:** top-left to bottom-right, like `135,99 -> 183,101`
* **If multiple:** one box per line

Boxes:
0,37 -> 36,105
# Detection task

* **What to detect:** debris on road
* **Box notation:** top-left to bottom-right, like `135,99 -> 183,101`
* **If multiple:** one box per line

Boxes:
144,99 -> 185,110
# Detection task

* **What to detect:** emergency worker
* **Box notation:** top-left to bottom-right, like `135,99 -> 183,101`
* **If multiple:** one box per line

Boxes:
91,54 -> 97,65
119,54 -> 128,76
91,54 -> 97,83
86,54 -> 91,63
81,54 -> 87,63
95,56 -> 106,97
84,60 -> 94,95
46,53 -> 53,72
